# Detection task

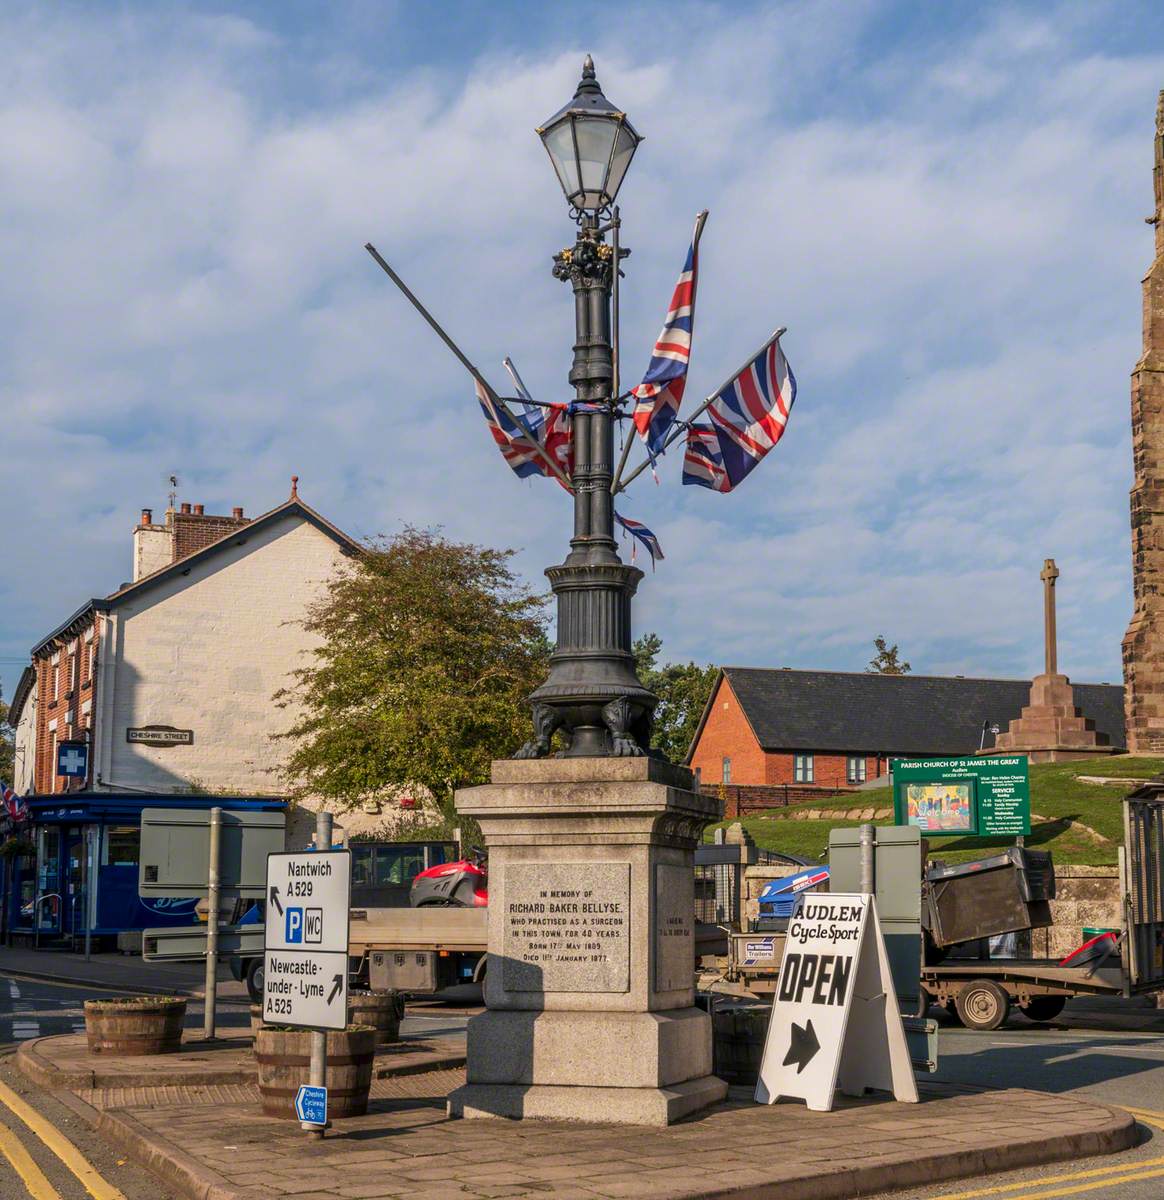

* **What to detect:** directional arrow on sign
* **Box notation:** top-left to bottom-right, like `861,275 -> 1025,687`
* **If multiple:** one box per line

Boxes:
783,1019 -> 820,1074
269,886 -> 283,916
328,974 -> 343,1005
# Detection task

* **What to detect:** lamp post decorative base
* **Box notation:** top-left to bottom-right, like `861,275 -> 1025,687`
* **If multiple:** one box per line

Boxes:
516,561 -> 656,759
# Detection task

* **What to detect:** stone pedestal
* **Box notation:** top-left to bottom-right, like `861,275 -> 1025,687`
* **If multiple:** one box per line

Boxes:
982,673 -> 1115,763
446,757 -> 727,1126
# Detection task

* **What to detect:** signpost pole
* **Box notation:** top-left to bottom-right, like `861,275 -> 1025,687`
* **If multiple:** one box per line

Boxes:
203,806 -> 221,1040
303,809 -> 333,1138
83,826 -> 93,962
859,824 -> 875,895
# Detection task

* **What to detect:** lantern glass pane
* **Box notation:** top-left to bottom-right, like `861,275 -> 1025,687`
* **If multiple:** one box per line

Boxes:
606,124 -> 638,205
543,120 -> 580,200
574,115 -> 619,208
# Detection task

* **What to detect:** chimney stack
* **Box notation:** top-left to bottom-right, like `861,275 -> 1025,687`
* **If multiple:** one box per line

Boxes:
193,503 -> 205,516
232,506 -> 244,519
180,502 -> 192,514
141,508 -> 152,525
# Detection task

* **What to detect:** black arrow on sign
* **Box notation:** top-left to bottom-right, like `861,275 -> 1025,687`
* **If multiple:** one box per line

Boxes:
269,886 -> 283,916
783,1019 -> 820,1075
327,974 -> 343,1005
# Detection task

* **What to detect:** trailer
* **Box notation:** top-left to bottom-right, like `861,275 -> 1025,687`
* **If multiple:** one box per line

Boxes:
348,905 -> 487,995
921,785 -> 1164,1029
718,787 -> 1164,1031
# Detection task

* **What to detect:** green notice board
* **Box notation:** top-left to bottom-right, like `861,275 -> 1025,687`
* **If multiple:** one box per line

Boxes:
891,756 -> 1030,837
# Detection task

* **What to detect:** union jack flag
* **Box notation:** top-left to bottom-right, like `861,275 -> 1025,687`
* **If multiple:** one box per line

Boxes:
631,211 -> 708,455
681,425 -> 729,492
682,333 -> 796,492
477,379 -> 573,491
2,781 -> 28,822
614,511 -> 665,569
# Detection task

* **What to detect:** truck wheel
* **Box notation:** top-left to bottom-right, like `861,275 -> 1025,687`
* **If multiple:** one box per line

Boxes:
245,958 -> 265,1005
954,980 -> 1010,1031
1021,995 -> 1066,1023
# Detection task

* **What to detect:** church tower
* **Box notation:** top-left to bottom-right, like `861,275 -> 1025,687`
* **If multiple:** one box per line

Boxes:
1122,92 -> 1164,753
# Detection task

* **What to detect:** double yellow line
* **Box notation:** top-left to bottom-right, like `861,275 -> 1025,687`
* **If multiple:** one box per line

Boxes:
931,1106 -> 1164,1200
0,1078 -> 125,1200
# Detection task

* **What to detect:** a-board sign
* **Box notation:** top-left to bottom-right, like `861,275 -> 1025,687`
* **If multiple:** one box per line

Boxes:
891,756 -> 1030,837
295,1084 -> 327,1125
264,851 -> 351,1030
755,893 -> 917,1111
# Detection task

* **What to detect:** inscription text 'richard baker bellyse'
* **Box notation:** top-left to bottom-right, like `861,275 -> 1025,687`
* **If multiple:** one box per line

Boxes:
502,863 -> 631,992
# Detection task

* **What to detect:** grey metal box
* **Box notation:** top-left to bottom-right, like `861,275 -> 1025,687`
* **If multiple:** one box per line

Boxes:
139,808 -> 286,898
369,949 -> 437,992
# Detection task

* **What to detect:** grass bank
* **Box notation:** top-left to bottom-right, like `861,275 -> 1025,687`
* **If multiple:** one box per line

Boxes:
706,755 -> 1163,865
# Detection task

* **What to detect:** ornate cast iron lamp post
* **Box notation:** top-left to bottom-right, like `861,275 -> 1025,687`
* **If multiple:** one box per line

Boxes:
515,57 -> 657,760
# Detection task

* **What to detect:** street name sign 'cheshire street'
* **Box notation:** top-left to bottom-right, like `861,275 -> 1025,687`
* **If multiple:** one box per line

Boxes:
264,850 -> 351,1030
755,893 -> 917,1112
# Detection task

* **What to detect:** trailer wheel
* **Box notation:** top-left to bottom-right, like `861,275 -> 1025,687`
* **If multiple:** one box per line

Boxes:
1020,995 -> 1066,1023
954,980 -> 1010,1031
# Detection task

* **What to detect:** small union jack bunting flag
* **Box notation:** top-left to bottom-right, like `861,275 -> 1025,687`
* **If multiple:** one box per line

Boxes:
614,511 -> 665,569
682,334 -> 796,492
631,211 -> 708,455
477,379 -> 573,490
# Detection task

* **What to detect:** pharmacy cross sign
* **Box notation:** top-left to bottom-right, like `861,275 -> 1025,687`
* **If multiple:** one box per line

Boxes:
57,742 -> 88,779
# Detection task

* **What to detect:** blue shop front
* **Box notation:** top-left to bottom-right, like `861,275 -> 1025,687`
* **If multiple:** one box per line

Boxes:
5,793 -> 285,946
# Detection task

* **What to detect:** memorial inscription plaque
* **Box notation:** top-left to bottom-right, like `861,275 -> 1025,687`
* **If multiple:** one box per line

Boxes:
654,863 -> 694,993
501,862 -> 630,993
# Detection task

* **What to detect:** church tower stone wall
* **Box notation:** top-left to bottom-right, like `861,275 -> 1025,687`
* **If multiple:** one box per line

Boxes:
1122,92 -> 1164,752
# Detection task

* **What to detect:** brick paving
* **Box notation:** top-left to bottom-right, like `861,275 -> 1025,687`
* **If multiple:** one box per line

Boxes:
60,1064 -> 1135,1200
17,1028 -> 465,1090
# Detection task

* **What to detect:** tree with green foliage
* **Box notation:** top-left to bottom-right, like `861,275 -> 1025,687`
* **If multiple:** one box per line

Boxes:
633,634 -> 718,763
867,635 -> 910,675
277,528 -> 550,837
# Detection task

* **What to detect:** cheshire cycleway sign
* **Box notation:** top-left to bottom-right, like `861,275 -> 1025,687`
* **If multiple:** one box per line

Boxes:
264,850 -> 351,1030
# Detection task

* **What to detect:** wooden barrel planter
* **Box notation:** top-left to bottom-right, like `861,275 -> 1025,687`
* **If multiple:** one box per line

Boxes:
83,996 -> 187,1056
347,989 -> 402,1044
712,1006 -> 769,1085
249,1004 -> 264,1037
254,1025 -> 376,1119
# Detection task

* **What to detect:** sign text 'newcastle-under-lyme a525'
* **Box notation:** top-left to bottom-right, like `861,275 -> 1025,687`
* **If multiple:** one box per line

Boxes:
264,850 -> 351,1031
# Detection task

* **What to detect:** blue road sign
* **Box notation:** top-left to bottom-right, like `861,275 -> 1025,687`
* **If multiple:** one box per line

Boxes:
57,741 -> 89,779
295,1084 -> 327,1125
286,907 -> 303,942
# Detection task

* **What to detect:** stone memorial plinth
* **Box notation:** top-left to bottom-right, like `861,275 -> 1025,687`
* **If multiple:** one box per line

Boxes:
446,756 -> 727,1126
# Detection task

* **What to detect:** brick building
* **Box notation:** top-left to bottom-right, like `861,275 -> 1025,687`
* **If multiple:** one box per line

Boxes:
23,490 -> 356,797
688,667 -> 1126,792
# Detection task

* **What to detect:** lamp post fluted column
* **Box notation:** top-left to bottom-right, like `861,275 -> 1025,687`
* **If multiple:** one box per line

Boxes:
516,214 -> 656,759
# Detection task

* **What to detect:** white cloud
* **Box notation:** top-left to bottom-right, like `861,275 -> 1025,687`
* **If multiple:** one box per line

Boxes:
1,2 -> 1159,702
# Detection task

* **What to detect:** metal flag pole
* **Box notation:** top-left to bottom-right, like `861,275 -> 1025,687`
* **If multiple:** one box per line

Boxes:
613,325 -> 786,496
610,209 -> 708,496
364,243 -> 572,490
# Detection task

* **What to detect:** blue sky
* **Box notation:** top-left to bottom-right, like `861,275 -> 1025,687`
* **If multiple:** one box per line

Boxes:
2,0 -> 1163,705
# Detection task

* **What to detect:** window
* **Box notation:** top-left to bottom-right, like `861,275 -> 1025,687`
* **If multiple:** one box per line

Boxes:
105,827 -> 140,866
794,754 -> 814,783
721,757 -> 731,784
847,756 -> 867,785
351,845 -> 373,888
373,846 -> 425,887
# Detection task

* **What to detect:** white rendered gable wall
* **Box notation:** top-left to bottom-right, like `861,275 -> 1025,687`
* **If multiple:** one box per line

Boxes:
98,514 -> 345,794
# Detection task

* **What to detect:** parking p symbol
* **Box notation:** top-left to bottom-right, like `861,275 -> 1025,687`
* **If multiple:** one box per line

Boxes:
286,907 -> 303,943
